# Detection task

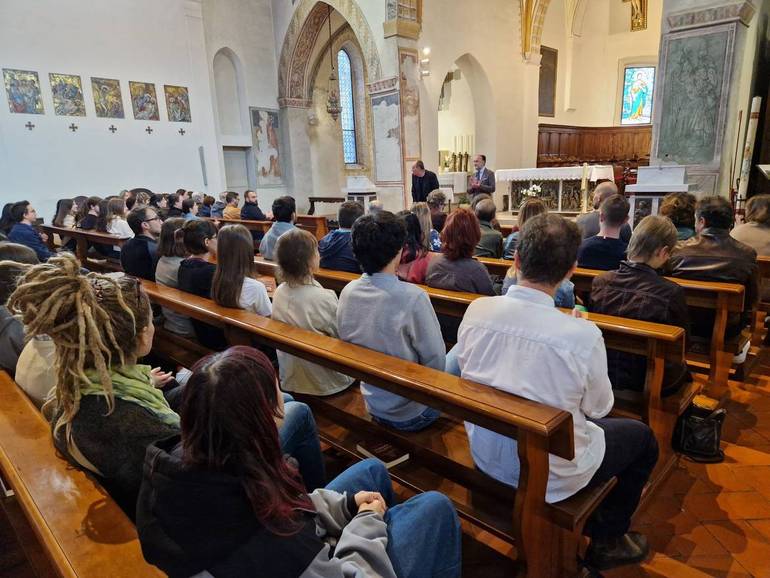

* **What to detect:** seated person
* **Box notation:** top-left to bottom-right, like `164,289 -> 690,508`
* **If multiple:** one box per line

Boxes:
136,346 -> 461,578
318,201 -> 363,273
165,193 -> 184,219
182,198 -> 200,221
210,192 -> 227,219
451,214 -> 658,571
473,199 -> 503,258
211,224 -> 272,316
659,192 -> 697,241
731,194 -> 770,256
0,203 -> 14,237
669,196 -> 759,340
76,196 -> 101,230
427,189 -> 447,233
578,194 -> 629,271
121,206 -> 161,281
397,213 -> 434,284
154,218 -> 195,337
503,197 -> 546,260
272,229 -> 354,396
0,260 -> 32,377
52,198 -> 79,251
259,196 -> 296,261
411,202 -> 441,252
241,189 -> 266,221
8,201 -> 52,262
222,191 -> 241,220
337,211 -> 444,431
591,216 -> 690,395
576,181 -> 632,242
198,194 -> 214,218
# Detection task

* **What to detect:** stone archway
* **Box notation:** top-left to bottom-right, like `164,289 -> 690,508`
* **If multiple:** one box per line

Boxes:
278,0 -> 383,106
520,0 -> 552,58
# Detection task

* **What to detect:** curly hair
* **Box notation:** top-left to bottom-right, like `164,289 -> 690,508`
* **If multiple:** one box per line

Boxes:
659,192 -> 696,229
351,212 -> 406,274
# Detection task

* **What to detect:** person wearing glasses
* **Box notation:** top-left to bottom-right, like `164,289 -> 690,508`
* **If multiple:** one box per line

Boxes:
7,201 -> 52,262
121,207 -> 162,281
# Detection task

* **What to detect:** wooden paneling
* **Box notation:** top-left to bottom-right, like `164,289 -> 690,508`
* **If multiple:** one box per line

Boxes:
537,123 -> 652,168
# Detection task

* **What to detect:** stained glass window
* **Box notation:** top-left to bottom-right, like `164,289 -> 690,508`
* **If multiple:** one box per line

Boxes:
621,66 -> 655,125
337,49 -> 357,164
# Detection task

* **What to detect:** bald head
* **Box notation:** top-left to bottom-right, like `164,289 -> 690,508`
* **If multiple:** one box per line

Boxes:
475,198 -> 497,222
592,181 -> 619,210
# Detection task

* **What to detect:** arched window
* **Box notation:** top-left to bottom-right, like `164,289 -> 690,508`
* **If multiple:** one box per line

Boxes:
337,49 -> 358,164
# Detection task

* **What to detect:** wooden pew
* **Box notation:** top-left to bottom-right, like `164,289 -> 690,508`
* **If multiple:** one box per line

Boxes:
140,280 -> 616,577
40,225 -> 127,272
755,256 -> 770,344
203,215 -> 330,241
0,372 -> 161,578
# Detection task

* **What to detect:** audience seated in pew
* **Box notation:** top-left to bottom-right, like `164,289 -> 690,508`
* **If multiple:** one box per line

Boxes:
260,195 -> 297,260
241,189 -> 266,221
731,194 -> 770,256
212,224 -> 272,316
473,198 -> 503,258
199,193 -> 214,218
273,228 -> 354,396
448,213 -> 658,571
222,191 -> 241,220
337,211 -> 444,432
501,198 -> 576,308
155,218 -> 196,337
659,191 -> 697,241
105,197 -> 135,249
210,191 -> 227,219
669,196 -> 759,341
149,192 -> 169,220
165,192 -> 185,219
0,259 -> 32,377
411,201 -> 441,252
590,215 -> 690,395
52,198 -> 79,251
77,195 -> 101,230
136,346 -> 461,578
577,181 -> 632,242
7,201 -> 52,262
182,198 -> 200,221
121,206 -> 161,281
577,194 -> 630,271
427,189 -> 447,233
397,212 -> 434,284
0,203 -> 14,237
319,201 -> 364,273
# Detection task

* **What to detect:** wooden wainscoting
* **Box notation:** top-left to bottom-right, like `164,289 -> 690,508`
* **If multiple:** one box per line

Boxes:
537,123 -> 652,169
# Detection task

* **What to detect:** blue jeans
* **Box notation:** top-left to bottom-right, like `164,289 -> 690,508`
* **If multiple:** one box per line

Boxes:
372,407 -> 441,432
326,459 -> 462,578
279,393 -> 326,491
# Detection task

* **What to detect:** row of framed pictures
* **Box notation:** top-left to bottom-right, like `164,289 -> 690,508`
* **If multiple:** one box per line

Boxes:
2,68 -> 192,122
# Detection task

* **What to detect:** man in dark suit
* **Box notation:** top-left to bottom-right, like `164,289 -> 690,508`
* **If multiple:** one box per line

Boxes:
469,154 -> 496,200
411,160 -> 440,203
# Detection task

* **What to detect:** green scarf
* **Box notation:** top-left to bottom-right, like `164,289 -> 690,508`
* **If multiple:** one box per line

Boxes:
82,365 -> 180,428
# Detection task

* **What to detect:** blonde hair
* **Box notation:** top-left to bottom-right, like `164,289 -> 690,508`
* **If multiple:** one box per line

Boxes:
627,215 -> 677,262
8,254 -> 151,438
410,202 -> 432,251
276,228 -> 318,286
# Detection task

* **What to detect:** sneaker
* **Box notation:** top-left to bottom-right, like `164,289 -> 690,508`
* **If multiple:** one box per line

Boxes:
585,532 -> 649,571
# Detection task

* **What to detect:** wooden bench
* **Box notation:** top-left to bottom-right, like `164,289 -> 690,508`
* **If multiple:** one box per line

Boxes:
140,280 -> 615,577
40,225 -> 127,273
203,215 -> 330,241
0,371 -> 161,578
755,256 -> 770,345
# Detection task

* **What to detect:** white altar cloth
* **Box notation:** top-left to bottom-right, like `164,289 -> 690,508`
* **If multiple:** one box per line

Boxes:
496,165 -> 614,182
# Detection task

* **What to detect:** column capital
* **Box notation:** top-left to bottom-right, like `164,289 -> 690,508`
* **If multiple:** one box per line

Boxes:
668,0 -> 755,31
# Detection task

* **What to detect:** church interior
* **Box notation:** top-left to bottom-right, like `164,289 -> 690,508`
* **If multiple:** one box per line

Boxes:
2,0 -> 770,576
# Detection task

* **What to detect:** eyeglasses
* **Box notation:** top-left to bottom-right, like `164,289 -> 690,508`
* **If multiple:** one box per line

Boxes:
143,217 -> 161,223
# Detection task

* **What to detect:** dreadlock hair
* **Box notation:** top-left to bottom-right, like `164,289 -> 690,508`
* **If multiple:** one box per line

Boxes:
7,253 -> 151,439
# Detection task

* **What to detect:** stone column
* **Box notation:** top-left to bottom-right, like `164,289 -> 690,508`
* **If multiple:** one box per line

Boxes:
279,99 -> 315,212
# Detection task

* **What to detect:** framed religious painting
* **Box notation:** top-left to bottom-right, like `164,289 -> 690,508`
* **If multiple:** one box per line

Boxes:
91,77 -> 125,119
538,46 -> 557,117
250,107 -> 283,187
129,81 -> 160,121
164,85 -> 192,122
3,69 -> 44,114
620,65 -> 655,125
49,73 -> 86,116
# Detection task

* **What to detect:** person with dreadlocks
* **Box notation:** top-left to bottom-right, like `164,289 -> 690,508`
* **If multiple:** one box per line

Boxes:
8,253 -> 178,518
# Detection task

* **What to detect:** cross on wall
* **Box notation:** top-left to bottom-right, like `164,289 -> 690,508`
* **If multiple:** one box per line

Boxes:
25,122 -> 34,130
68,123 -> 78,132
109,125 -> 117,133
178,128 -> 185,136
145,126 -> 153,134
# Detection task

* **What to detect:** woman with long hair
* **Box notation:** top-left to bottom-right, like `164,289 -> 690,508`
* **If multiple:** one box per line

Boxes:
0,203 -> 15,237
397,213 -> 434,284
52,198 -> 78,228
154,218 -> 195,337
8,254 -> 178,517
137,346 -> 461,578
410,201 -> 440,252
211,224 -> 271,316
77,196 -> 101,230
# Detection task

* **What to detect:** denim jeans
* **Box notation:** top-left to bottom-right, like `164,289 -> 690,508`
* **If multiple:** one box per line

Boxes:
326,459 -> 462,578
372,406 -> 441,432
585,417 -> 659,539
278,393 -> 326,491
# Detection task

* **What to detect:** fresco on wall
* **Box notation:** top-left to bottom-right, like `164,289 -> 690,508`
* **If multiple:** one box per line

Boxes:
164,85 -> 191,122
371,92 -> 402,183
49,73 -> 86,116
250,107 -> 283,187
91,77 -> 125,118
399,50 -> 421,160
3,69 -> 44,114
129,81 -> 160,121
656,27 -> 731,166
620,66 -> 654,125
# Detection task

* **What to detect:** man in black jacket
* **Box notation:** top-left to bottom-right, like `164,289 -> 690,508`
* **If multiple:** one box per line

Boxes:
411,161 -> 439,203
121,207 -> 161,280
240,190 -> 266,242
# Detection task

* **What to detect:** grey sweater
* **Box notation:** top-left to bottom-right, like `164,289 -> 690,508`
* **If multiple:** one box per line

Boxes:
425,255 -> 496,295
337,273 -> 445,422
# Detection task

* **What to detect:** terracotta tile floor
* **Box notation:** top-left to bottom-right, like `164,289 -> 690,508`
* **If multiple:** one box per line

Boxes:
604,347 -> 770,578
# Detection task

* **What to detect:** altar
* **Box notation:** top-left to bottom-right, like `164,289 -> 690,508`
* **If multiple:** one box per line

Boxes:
437,171 -> 468,201
625,165 -> 696,226
496,165 -> 614,212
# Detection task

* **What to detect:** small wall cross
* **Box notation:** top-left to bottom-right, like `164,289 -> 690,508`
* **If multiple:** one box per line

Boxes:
145,126 -> 154,134
109,125 -> 117,133
178,128 -> 186,136
68,123 -> 78,132
25,122 -> 34,130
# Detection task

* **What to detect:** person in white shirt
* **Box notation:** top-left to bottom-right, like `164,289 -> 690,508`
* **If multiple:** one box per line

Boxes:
448,213 -> 658,571
105,197 -> 134,252
211,224 -> 271,317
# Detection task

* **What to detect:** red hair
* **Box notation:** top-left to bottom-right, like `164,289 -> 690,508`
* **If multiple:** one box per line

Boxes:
180,346 -> 313,534
440,208 -> 481,261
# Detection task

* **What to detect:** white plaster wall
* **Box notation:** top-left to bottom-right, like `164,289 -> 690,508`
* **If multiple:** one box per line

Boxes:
0,0 -> 224,219
437,72 -> 476,153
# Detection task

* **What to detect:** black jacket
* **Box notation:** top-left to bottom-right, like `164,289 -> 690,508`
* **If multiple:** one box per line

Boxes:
241,201 -> 266,222
591,261 -> 690,394
411,170 -> 439,203
120,235 -> 158,281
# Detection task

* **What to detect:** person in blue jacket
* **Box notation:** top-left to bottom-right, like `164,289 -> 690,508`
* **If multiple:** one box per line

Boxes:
318,201 -> 364,273
8,201 -> 52,262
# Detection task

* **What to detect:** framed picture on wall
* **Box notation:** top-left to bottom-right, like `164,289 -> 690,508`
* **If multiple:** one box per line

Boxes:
3,69 -> 44,114
620,66 -> 655,125
250,107 -> 284,187
129,81 -> 160,121
538,46 -> 557,117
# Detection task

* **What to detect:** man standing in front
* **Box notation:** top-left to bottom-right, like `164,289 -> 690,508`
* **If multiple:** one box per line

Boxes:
452,214 -> 658,571
468,154 -> 495,200
411,161 -> 440,203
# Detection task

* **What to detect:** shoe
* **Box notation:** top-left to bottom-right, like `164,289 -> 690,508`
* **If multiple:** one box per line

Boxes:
585,532 -> 649,571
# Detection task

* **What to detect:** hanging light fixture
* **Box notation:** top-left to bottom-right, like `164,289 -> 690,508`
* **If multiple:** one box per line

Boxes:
325,4 -> 342,121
